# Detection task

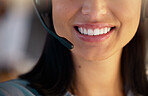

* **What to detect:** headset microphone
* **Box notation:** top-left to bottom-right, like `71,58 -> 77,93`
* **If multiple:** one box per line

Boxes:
33,0 -> 74,50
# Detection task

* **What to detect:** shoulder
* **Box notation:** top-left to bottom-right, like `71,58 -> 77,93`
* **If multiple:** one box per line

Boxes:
0,79 -> 40,96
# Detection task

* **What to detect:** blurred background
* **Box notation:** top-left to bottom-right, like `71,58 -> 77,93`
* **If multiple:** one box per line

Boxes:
0,0 -> 47,82
0,0 -> 148,82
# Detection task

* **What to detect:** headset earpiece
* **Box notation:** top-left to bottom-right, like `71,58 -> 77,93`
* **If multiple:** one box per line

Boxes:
34,0 -> 51,15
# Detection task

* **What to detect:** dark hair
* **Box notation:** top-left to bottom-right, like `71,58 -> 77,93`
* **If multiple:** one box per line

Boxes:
121,22 -> 148,96
20,5 -> 75,95
20,1 -> 148,96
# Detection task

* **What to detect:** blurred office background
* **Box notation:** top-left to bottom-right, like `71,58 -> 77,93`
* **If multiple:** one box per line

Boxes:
0,0 -> 148,82
0,0 -> 46,82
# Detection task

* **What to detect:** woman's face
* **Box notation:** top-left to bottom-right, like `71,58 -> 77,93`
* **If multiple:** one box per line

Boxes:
52,0 -> 141,61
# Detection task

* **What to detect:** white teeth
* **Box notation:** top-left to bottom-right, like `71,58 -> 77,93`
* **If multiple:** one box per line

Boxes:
78,27 -> 112,36
78,27 -> 84,34
94,29 -> 100,35
100,29 -> 104,34
104,27 -> 108,34
84,28 -> 88,35
88,29 -> 93,35
107,28 -> 111,32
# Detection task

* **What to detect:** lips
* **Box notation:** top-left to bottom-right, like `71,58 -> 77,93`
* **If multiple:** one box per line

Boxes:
73,23 -> 116,42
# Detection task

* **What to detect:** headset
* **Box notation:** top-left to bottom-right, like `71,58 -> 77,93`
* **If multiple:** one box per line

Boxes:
33,0 -> 148,50
33,0 -> 74,50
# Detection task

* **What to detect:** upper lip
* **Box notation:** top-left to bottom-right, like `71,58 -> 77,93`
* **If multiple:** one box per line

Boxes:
73,23 -> 115,30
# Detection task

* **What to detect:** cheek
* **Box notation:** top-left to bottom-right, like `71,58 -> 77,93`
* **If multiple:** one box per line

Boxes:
113,1 -> 141,47
52,1 -> 79,42
52,5 -> 69,36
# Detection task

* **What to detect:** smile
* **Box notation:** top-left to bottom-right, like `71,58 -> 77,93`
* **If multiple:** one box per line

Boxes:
74,24 -> 115,36
76,27 -> 113,36
73,23 -> 116,42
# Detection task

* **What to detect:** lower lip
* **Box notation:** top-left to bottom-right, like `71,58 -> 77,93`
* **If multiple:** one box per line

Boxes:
74,28 -> 114,42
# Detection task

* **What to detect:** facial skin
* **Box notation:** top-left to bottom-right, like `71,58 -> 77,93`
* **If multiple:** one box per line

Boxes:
52,0 -> 142,95
52,0 -> 141,61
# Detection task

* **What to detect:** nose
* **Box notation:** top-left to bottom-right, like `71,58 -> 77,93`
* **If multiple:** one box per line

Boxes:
81,0 -> 109,21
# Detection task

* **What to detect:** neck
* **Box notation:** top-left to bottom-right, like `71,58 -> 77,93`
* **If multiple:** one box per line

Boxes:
71,49 -> 125,96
